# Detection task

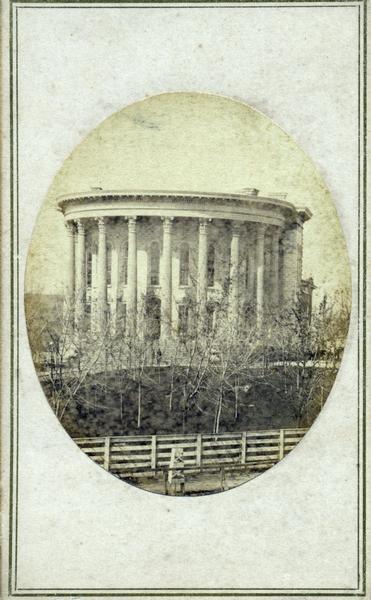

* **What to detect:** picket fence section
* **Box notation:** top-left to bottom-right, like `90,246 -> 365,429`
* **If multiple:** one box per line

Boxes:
74,428 -> 307,478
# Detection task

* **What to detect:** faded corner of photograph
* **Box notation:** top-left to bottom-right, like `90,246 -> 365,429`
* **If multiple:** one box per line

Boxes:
24,92 -> 351,497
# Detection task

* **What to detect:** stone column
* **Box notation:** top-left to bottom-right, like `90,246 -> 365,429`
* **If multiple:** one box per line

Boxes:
281,222 -> 301,306
65,221 -> 75,309
270,227 -> 281,308
127,217 -> 137,335
161,217 -> 173,338
75,219 -> 86,325
229,222 -> 241,324
197,219 -> 209,323
264,233 -> 272,309
247,229 -> 256,301
111,242 -> 119,335
255,223 -> 267,330
96,217 -> 107,332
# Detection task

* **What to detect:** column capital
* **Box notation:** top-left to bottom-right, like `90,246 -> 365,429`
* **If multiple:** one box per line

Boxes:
256,223 -> 267,239
65,220 -> 75,236
126,216 -> 137,232
161,216 -> 174,233
271,226 -> 282,242
247,227 -> 257,246
231,221 -> 242,236
199,218 -> 212,234
76,219 -> 86,235
96,216 -> 107,233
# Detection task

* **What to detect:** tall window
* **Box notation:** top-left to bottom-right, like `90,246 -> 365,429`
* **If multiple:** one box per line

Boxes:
178,305 -> 189,335
121,241 -> 128,286
207,243 -> 215,287
86,251 -> 93,288
117,301 -> 127,332
106,302 -> 111,324
145,295 -> 161,339
206,303 -> 215,333
106,244 -> 112,286
150,241 -> 160,286
84,302 -> 92,331
245,255 -> 249,290
179,243 -> 190,286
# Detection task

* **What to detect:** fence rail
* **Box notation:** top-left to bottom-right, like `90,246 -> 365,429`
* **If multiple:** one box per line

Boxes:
74,428 -> 308,478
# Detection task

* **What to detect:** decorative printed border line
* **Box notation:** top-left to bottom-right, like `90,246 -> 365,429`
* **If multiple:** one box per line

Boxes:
7,0 -> 367,595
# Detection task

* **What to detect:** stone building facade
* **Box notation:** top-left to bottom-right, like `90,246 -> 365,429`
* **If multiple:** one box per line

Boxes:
58,189 -> 313,339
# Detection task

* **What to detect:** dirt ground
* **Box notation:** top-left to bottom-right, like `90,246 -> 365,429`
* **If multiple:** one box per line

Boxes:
122,469 -> 263,496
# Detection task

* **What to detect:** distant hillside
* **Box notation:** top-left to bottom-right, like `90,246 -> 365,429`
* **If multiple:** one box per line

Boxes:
25,292 -> 64,355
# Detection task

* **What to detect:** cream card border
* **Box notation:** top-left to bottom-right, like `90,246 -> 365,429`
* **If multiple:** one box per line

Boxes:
1,1 -> 367,598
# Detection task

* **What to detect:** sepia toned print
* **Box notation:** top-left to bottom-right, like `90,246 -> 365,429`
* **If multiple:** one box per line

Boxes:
25,92 -> 351,496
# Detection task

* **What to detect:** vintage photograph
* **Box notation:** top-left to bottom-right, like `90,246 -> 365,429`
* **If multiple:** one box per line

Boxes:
24,92 -> 351,496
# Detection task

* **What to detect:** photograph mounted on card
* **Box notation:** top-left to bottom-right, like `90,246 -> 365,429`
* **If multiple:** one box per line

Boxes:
25,92 -> 351,496
3,1 -> 364,595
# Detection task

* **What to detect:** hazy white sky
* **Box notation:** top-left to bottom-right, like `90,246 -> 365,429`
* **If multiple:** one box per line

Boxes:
25,92 -> 350,304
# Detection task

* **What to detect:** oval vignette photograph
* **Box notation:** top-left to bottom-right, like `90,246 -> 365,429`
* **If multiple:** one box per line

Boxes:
25,92 -> 351,496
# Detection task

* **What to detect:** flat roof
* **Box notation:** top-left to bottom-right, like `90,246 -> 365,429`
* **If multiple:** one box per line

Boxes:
57,189 -> 312,222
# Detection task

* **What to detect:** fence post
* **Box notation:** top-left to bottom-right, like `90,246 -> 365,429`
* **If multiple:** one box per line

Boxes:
220,466 -> 225,491
241,431 -> 247,464
151,435 -> 157,470
104,436 -> 111,471
279,429 -> 285,460
196,433 -> 202,468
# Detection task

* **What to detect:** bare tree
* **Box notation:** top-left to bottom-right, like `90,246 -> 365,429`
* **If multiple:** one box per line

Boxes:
261,289 -> 351,426
28,281 -> 350,436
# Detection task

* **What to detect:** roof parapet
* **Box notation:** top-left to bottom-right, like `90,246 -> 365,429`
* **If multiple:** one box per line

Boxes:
268,192 -> 288,201
297,207 -> 312,222
239,187 -> 259,196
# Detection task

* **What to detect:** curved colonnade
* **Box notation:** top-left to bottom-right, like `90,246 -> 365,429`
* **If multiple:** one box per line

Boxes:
58,190 -> 313,339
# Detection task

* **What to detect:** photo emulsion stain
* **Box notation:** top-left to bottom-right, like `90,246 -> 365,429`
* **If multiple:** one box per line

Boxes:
24,93 -> 351,496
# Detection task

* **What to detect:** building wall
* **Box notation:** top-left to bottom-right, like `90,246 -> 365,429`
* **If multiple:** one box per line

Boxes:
64,192 -> 311,336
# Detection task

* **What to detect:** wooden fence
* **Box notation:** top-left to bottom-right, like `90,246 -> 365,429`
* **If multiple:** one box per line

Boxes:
74,428 -> 307,479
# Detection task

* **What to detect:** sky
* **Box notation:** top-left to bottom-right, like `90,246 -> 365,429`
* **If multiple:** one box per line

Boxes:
25,92 -> 351,305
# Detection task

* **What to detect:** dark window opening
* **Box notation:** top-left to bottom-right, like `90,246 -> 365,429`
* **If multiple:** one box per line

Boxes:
86,252 -> 93,288
206,304 -> 215,333
179,244 -> 190,286
178,305 -> 189,335
145,295 -> 161,340
117,301 -> 127,332
207,243 -> 215,287
106,244 -> 112,286
150,242 -> 160,286
122,241 -> 128,286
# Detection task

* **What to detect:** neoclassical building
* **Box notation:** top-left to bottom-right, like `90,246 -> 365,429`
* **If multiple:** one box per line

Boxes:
58,189 -> 314,339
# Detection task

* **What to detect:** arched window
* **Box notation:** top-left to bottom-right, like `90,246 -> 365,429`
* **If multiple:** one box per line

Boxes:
121,241 -> 128,286
86,251 -> 93,288
150,241 -> 160,286
207,243 -> 215,287
179,243 -> 190,286
106,244 -> 112,286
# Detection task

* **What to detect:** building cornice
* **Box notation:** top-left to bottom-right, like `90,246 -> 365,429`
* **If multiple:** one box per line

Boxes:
58,188 -> 296,212
57,189 -> 310,228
